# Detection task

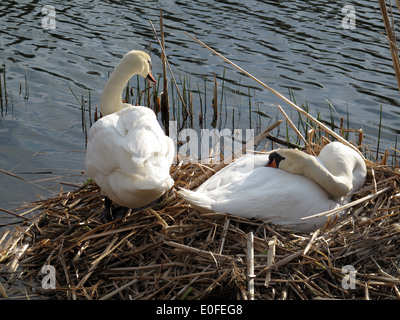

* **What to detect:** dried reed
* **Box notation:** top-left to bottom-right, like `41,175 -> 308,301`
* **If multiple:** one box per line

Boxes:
185,32 -> 369,162
1,132 -> 400,300
379,0 -> 400,92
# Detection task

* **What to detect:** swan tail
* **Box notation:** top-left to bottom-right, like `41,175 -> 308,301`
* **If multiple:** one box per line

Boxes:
177,188 -> 214,213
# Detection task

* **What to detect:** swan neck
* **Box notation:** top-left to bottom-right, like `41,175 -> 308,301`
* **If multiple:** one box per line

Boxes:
302,156 -> 350,198
100,56 -> 137,116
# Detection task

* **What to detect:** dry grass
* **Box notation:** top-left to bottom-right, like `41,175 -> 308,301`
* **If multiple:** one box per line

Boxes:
1,136 -> 400,300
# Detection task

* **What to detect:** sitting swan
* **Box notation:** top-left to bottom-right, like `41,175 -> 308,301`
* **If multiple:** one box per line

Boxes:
85,50 -> 174,220
178,142 -> 366,232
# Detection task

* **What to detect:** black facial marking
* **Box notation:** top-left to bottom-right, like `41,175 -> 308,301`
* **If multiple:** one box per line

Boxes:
268,152 -> 285,167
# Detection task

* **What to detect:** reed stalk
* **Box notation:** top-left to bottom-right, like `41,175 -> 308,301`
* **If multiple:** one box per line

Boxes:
204,75 -> 207,122
379,0 -> 400,92
124,80 -> 130,103
196,82 -> 203,127
189,92 -> 193,127
81,95 -> 87,142
248,87 -> 252,129
2,64 -> 6,102
212,72 -> 218,127
159,9 -> 169,135
148,19 -> 188,115
377,104 -> 383,161
277,104 -> 310,152
220,67 -> 225,109
394,134 -> 398,166
185,32 -> 369,163
147,41 -> 152,109
88,88 -> 92,127
23,68 -> 29,100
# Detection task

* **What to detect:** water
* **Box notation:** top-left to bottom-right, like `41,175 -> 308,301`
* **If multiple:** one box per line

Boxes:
0,0 -> 399,224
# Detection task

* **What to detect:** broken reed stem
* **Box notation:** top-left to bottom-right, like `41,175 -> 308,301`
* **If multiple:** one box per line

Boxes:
148,20 -> 189,115
0,207 -> 30,222
164,240 -> 235,263
303,229 -> 319,255
302,186 -> 393,220
185,32 -> 369,162
246,232 -> 255,300
213,72 -> 218,120
264,238 -> 276,288
218,217 -> 230,255
257,251 -> 303,277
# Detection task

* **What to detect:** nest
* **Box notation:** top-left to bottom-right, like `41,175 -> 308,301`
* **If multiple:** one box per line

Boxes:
1,140 -> 400,300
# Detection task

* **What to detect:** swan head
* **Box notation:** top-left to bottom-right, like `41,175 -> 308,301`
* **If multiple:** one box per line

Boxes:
124,50 -> 156,84
100,50 -> 157,115
266,149 -> 306,175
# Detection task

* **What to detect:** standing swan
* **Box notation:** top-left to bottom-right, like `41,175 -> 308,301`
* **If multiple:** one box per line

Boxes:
178,142 -> 366,232
85,50 -> 174,220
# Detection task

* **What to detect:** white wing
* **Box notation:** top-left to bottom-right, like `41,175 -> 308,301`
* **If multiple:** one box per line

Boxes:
179,154 -> 340,232
86,106 -> 174,208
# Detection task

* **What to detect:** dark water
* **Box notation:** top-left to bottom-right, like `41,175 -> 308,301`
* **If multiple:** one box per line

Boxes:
0,0 -> 399,223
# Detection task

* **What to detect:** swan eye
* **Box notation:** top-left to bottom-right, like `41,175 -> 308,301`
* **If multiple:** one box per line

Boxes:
148,60 -> 152,70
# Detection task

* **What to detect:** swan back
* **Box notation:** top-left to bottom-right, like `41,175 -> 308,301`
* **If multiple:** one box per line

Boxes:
178,142 -> 367,232
179,154 -> 340,231
317,141 -> 366,195
86,106 -> 174,208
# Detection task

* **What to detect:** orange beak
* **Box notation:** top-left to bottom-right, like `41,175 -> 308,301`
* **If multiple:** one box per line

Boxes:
266,158 -> 278,168
146,70 -> 157,85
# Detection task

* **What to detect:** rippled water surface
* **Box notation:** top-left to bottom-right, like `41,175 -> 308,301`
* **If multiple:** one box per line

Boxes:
1,0 -> 399,221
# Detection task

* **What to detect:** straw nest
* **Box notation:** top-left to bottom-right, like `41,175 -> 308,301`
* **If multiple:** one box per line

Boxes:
1,139 -> 400,300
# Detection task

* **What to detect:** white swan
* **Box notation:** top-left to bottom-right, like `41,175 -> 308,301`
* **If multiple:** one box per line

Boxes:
85,50 -> 174,217
178,142 -> 366,232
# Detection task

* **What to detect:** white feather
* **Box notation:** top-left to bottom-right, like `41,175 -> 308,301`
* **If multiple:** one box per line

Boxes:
178,143 -> 366,232
85,51 -> 174,209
